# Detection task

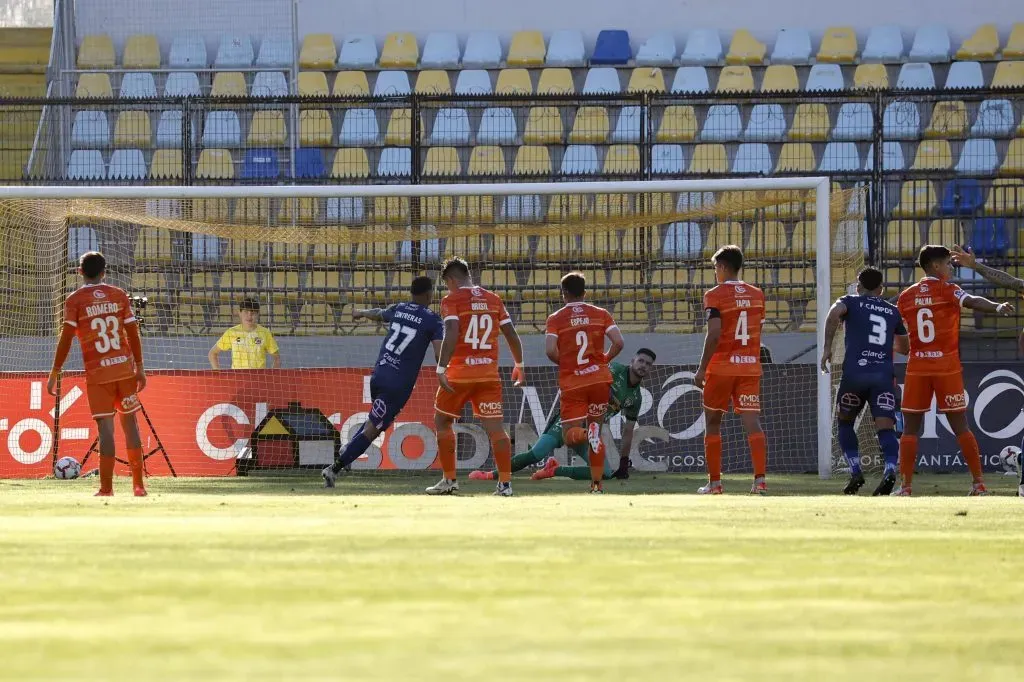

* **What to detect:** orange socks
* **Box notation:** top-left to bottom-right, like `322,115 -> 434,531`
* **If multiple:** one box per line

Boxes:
437,428 -> 457,481
489,432 -> 512,483
957,432 -> 984,483
98,455 -> 115,492
899,434 -> 919,486
127,447 -> 145,489
748,432 -> 767,478
705,434 -> 722,482
587,422 -> 605,483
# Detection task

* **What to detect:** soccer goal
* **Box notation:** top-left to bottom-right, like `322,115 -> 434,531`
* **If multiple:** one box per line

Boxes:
0,178 -> 865,479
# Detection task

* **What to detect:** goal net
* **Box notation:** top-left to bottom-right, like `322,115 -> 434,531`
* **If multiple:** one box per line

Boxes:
0,179 -> 864,479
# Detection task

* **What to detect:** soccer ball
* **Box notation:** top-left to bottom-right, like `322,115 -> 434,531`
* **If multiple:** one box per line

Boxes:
54,456 -> 82,480
999,446 -> 1021,474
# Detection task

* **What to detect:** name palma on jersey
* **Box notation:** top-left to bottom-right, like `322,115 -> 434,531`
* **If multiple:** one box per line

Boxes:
915,297 -> 932,306
85,302 -> 121,318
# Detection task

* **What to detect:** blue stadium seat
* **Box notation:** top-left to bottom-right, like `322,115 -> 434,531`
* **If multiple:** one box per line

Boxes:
909,24 -> 950,62
833,102 -> 873,141
215,34 -> 254,68
294,148 -> 326,179
955,139 -> 999,175
373,71 -> 411,96
377,148 -> 412,177
120,72 -> 156,99
651,144 -> 685,174
862,25 -> 904,62
971,99 -> 1015,137
339,108 -> 380,146
635,32 -> 675,66
338,34 -> 378,68
680,29 -> 722,65
591,29 -> 631,65
108,149 -> 146,180
71,110 -> 109,148
241,148 -> 280,180
671,66 -> 710,93
420,32 -> 460,68
864,142 -> 906,171
770,27 -> 812,64
560,145 -> 599,175
67,150 -> 106,180
454,70 -> 492,95
256,34 -> 293,68
67,226 -> 99,262
819,142 -> 860,172
701,105 -> 742,142
252,72 -> 288,98
611,105 -> 643,143
732,143 -> 772,174
939,179 -> 985,215
168,35 -> 207,68
806,64 -> 844,92
663,222 -> 702,258
429,108 -> 471,145
156,110 -> 194,148
970,218 -> 1009,257
202,111 -> 241,147
327,197 -> 364,224
882,101 -> 920,140
477,107 -> 517,144
163,72 -> 200,97
192,236 -> 222,262
945,61 -> 983,90
896,63 -> 935,90
546,29 -> 586,66
582,67 -> 621,94
743,104 -> 786,142
462,31 -> 502,68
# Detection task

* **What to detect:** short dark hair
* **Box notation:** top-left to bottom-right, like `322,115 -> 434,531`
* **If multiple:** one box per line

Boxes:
560,272 -> 586,298
240,297 -> 261,312
411,275 -> 433,296
857,266 -> 884,292
918,244 -> 951,271
79,251 -> 106,279
636,347 -> 657,362
441,257 -> 469,280
712,245 -> 744,273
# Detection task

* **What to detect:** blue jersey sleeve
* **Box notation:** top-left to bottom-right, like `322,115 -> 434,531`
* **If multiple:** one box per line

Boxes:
381,304 -> 397,323
895,316 -> 907,336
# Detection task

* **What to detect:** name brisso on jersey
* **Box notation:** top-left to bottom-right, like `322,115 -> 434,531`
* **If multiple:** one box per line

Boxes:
838,294 -> 907,375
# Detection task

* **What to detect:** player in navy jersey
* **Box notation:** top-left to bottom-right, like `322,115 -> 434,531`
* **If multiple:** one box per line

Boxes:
822,267 -> 910,496
322,276 -> 444,488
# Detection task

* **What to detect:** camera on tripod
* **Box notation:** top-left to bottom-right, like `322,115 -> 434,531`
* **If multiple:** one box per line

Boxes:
130,295 -> 149,329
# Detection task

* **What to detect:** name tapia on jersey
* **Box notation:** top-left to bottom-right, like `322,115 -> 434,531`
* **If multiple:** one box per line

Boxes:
703,281 -> 766,375
838,294 -> 907,375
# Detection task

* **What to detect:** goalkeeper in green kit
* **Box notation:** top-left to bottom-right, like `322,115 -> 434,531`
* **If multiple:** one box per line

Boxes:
468,349 -> 655,482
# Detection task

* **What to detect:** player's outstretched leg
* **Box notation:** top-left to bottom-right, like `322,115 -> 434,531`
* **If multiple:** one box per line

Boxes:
483,418 -> 513,496
470,432 -> 561,481
837,420 -> 865,495
120,411 -> 146,497
323,420 -> 382,488
95,416 -> 116,497
426,413 -> 459,495
587,422 -> 605,494
872,422 -> 900,496
531,456 -> 560,480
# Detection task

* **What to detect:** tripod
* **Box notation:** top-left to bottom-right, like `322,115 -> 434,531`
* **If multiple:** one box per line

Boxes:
80,401 -> 177,477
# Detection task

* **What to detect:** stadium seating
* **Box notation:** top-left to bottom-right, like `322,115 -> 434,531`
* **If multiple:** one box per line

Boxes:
415,70 -> 451,94
897,63 -> 936,90
300,34 -> 336,68
216,34 -> 254,68
635,32 -> 675,66
256,35 -> 293,68
150,149 -> 183,179
156,111 -> 190,148
806,64 -> 844,92
819,142 -> 861,172
300,110 -> 333,147
628,67 -> 665,93
108,149 -> 146,181
883,101 -> 920,140
240,148 -> 280,180
733,143 -> 772,174
546,30 -> 585,67
671,67 -> 710,93
726,29 -> 765,65
592,30 -> 631,65
252,72 -> 288,98
689,144 -> 728,174
454,70 -> 491,95
790,104 -> 830,142
120,72 -> 156,99
71,110 -> 109,148
939,179 -> 985,215
761,65 -> 798,92
477,107 -> 517,144
164,72 -> 201,97
507,31 -> 546,66
374,71 -> 411,96
77,34 -> 115,68
462,31 -> 502,68
862,25 -> 904,62
561,145 -> 600,175
776,143 -> 815,172
294,148 -> 326,179
76,73 -> 112,98
817,26 -> 858,63
681,29 -> 723,65
123,34 -> 160,69
651,144 -> 685,174
992,61 -> 1024,89
911,140 -> 952,170
945,62 -> 984,90
168,35 -> 207,68
380,32 -> 419,67
909,24 -> 951,62
716,66 -> 753,93
113,111 -> 151,148
744,104 -> 786,142
971,99 -> 1014,136
1006,23 -> 1024,58
833,103 -> 872,141
429,108 -> 471,145
202,111 -> 241,147
495,69 -> 532,94
610,106 -> 642,143
924,100 -> 967,138
771,27 -> 811,64
702,105 -> 742,142
956,24 -> 998,60
420,32 -> 460,68
332,71 -> 369,97
853,63 -> 889,90
338,34 -> 377,68
211,72 -> 246,97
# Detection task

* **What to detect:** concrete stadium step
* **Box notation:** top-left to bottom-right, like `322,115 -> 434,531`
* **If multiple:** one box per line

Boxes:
0,28 -> 51,180
0,28 -> 52,72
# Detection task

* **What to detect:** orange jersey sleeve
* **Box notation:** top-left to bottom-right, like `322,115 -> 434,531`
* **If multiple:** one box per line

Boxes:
703,281 -> 765,376
897,277 -> 966,375
545,303 -> 616,390
67,284 -> 138,385
442,286 -> 510,383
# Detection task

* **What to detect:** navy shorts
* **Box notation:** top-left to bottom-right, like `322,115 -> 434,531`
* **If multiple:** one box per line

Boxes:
368,380 -> 412,431
836,373 -> 901,422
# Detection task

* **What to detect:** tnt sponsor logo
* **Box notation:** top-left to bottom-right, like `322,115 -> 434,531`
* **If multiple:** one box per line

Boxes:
944,392 -> 967,410
465,357 -> 494,366
99,356 -> 129,368
478,401 -> 502,417
730,355 -> 757,364
738,394 -> 760,408
573,365 -> 599,377
914,351 -> 944,359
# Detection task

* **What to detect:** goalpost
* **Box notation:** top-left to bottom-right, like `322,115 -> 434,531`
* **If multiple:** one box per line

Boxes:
0,178 -> 864,480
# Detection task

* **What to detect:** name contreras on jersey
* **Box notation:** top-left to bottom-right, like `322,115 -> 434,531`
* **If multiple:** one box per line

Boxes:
85,302 -> 120,317
393,310 -> 423,324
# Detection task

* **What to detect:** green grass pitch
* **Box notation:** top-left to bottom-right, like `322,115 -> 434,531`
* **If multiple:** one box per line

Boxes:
1,472 -> 1021,681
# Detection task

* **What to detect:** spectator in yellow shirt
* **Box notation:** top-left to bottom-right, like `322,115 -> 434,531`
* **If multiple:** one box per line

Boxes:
208,297 -> 281,369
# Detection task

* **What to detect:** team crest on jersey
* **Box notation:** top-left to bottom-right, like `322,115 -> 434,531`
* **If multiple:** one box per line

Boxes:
92,289 -> 106,299
254,337 -> 262,346
572,305 -> 583,314
472,287 -> 482,296
919,284 -> 929,293
735,285 -> 746,293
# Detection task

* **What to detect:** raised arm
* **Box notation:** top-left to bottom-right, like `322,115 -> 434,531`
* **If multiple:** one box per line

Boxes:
952,245 -> 1024,295
963,294 -> 1014,317
354,307 -> 387,323
821,300 -> 847,373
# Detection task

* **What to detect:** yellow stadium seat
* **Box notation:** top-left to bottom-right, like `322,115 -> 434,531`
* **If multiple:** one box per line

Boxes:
992,61 -> 1024,89
298,71 -> 329,97
456,190 -> 496,222
299,110 -> 333,146
924,101 -> 967,139
763,300 -> 792,331
75,73 -> 112,98
491,232 -> 531,263
77,34 -> 115,68
892,180 -> 938,218
113,111 -> 152,148
247,111 -> 286,146
372,196 -> 409,224
236,197 -> 271,223
775,143 -> 816,173
196,148 -> 234,179
333,71 -> 370,97
798,300 -> 818,332
761,65 -> 799,93
595,193 -> 634,219
716,65 -> 754,93
726,29 -> 766,65
192,196 -> 230,222
656,105 -> 698,142
379,32 -> 418,68
149,149 -> 183,180
956,24 -> 999,60
656,301 -> 695,332
495,68 -> 533,94
522,270 -> 562,300
518,301 -> 552,326
331,148 -> 370,179
985,178 -> 1024,214
627,67 -> 666,93
211,72 -> 246,97
789,103 -> 830,142
548,194 -> 593,221
537,68 -> 575,94
748,221 -> 786,258
381,109 -> 409,146
415,69 -> 451,94
603,145 -> 640,174
703,222 -> 744,257
911,140 -> 952,171
513,145 -> 552,176
523,106 -> 564,144
300,34 -> 336,69
1001,139 -> 1024,175
649,269 -> 690,300
507,30 -> 546,66
468,145 -> 506,176
569,106 -> 609,143
927,219 -> 965,247
776,268 -> 814,300
279,197 -> 321,224
790,222 -> 816,258
853,63 -> 889,90
885,221 -> 922,258
533,232 -> 576,262
612,302 -> 650,332
1005,23 -> 1024,59
123,34 -> 161,69
479,270 -> 518,297
422,146 -> 461,177
817,26 -> 858,63
134,228 -> 173,266
762,189 -> 816,221
579,229 -> 620,261
689,144 -> 728,174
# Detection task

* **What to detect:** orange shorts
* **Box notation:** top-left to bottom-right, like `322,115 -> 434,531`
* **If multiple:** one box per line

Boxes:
902,372 -> 967,413
560,381 -> 611,424
702,373 -> 761,413
435,380 -> 503,419
86,377 -> 141,419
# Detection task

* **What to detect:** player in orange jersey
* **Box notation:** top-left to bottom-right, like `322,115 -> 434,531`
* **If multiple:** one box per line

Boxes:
429,257 -> 526,496
693,245 -> 768,495
544,272 -> 625,493
893,245 -> 1014,497
46,252 -> 148,497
